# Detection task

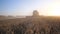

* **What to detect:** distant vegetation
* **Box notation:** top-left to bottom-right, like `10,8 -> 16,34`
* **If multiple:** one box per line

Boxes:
0,16 -> 60,34
0,15 -> 25,20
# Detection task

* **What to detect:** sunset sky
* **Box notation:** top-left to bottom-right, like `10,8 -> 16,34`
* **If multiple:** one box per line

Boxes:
0,0 -> 60,16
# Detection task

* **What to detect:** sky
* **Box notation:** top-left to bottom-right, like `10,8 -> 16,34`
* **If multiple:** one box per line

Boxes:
0,0 -> 60,16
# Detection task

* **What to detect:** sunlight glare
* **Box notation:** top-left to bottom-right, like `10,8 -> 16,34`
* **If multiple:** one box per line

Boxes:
48,3 -> 60,16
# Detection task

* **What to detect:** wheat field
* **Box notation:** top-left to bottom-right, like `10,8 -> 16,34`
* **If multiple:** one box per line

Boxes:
0,16 -> 60,34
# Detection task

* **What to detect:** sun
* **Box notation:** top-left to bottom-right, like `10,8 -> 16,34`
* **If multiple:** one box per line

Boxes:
47,3 -> 60,16
38,2 -> 60,16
